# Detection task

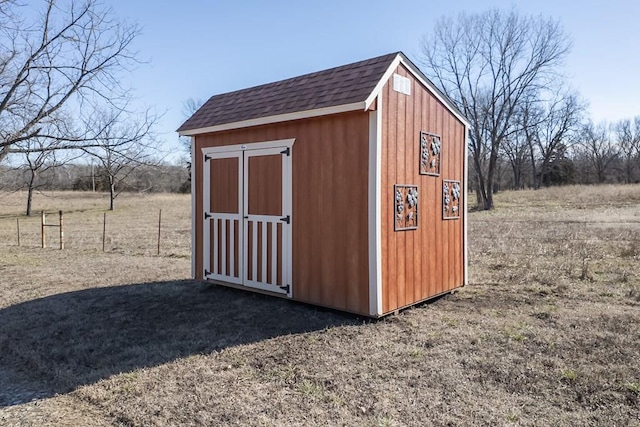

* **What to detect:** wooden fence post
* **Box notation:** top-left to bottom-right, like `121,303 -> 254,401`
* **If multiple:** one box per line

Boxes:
157,209 -> 162,255
102,212 -> 106,252
16,217 -> 20,247
41,210 -> 46,248
59,211 -> 64,250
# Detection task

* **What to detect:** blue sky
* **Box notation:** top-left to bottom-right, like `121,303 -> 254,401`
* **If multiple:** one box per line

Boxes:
106,0 -> 639,160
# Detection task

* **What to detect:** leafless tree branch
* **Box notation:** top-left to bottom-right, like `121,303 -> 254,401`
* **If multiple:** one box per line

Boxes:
0,0 -> 141,163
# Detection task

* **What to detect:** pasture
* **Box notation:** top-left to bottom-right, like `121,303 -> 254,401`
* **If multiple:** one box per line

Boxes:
0,186 -> 639,426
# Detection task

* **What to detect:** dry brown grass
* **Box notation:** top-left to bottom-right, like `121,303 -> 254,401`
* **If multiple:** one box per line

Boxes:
1,186 -> 640,426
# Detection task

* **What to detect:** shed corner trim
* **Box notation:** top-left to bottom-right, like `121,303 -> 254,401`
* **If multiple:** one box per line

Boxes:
190,136 -> 196,279
368,93 -> 383,317
463,126 -> 470,287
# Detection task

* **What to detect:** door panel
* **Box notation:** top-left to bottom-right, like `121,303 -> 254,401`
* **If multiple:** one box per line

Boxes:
245,221 -> 284,286
243,147 -> 291,295
211,217 -> 240,278
210,157 -> 239,213
247,154 -> 282,216
203,145 -> 291,296
203,153 -> 243,285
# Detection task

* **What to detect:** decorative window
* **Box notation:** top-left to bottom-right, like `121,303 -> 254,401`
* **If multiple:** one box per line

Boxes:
394,185 -> 418,231
419,131 -> 441,176
442,180 -> 461,220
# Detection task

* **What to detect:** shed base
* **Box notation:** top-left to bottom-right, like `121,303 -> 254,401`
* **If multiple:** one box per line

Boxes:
200,278 -> 464,318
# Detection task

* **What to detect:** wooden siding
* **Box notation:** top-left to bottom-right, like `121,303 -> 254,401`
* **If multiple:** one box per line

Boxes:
194,112 -> 371,315
381,64 -> 466,314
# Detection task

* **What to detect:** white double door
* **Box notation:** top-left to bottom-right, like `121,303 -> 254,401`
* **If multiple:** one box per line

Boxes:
202,145 -> 292,296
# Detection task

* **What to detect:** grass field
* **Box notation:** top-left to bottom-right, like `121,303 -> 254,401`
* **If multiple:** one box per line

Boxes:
1,187 -> 639,426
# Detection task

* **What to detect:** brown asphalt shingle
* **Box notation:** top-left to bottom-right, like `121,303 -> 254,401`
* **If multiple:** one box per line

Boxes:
177,52 -> 400,132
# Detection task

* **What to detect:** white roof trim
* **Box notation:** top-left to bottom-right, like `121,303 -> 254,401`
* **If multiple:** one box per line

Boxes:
179,102 -> 365,136
364,55 -> 402,110
365,54 -> 471,128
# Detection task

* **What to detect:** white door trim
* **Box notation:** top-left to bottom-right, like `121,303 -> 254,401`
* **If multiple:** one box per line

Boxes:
201,139 -> 295,297
201,138 -> 295,155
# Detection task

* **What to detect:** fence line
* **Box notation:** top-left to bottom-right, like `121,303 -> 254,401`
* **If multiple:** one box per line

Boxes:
1,211 -> 637,258
0,208 -> 190,257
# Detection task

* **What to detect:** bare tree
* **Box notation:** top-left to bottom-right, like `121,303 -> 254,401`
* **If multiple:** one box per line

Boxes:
519,99 -> 545,187
182,98 -> 205,123
420,9 -> 571,209
180,98 -> 204,151
523,93 -> 584,188
0,0 -> 140,163
501,127 -> 531,190
580,121 -> 618,184
501,95 -> 543,190
613,117 -> 640,183
19,139 -> 59,215
179,97 -> 204,177
14,116 -> 83,214
82,107 -> 160,210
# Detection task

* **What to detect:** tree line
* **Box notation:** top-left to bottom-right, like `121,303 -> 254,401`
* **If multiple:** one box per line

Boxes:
484,117 -> 640,192
0,162 -> 189,195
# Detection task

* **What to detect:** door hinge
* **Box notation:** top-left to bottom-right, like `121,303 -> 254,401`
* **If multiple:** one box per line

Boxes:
204,155 -> 211,161
204,269 -> 211,277
204,212 -> 212,220
280,284 -> 290,293
279,215 -> 290,224
280,147 -> 290,156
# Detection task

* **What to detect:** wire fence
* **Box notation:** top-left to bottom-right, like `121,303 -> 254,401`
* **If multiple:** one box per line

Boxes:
0,211 -> 638,261
0,208 -> 190,258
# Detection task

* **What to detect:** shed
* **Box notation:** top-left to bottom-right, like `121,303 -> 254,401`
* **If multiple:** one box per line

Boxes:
178,52 -> 469,317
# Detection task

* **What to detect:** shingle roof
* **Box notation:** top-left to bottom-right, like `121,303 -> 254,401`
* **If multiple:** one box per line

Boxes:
177,52 -> 399,133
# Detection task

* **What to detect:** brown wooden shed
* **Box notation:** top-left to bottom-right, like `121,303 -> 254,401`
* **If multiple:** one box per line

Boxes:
178,52 -> 469,317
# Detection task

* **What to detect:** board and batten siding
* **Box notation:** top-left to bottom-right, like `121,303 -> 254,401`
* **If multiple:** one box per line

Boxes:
380,64 -> 466,314
194,112 -> 372,315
